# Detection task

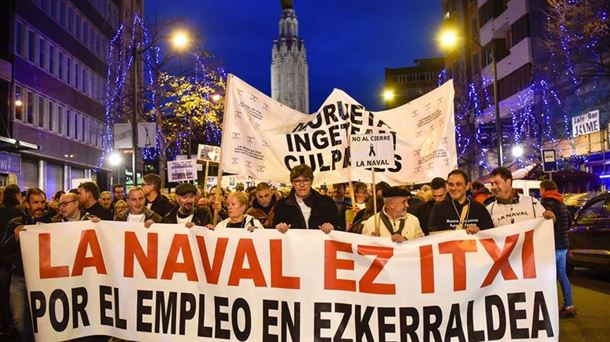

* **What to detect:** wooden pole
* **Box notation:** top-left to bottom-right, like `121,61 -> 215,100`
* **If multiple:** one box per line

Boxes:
204,160 -> 210,193
372,169 -> 379,235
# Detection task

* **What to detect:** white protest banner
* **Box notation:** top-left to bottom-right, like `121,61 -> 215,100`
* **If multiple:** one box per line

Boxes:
167,159 -> 197,182
351,133 -> 395,169
221,74 -> 456,185
21,219 -> 558,341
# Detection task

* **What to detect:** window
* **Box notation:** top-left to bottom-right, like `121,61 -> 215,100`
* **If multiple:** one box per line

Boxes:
67,6 -> 73,33
577,199 -> 609,223
58,51 -> 64,79
28,30 -> 36,63
15,87 -> 24,121
57,106 -> 64,135
66,110 -> 72,137
66,57 -> 72,84
75,14 -> 81,39
48,44 -> 55,74
84,118 -> 90,143
90,27 -> 95,50
38,37 -> 46,69
38,96 -> 46,128
50,0 -> 58,19
75,113 -> 81,140
82,68 -> 87,93
511,14 -> 530,47
89,120 -> 96,145
81,116 -> 86,142
75,63 -> 80,89
27,91 -> 35,125
16,21 -> 24,56
83,21 -> 89,45
60,0 -> 66,26
48,101 -> 55,131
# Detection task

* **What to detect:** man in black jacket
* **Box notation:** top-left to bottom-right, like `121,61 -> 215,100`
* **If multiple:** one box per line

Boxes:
4,188 -> 52,342
78,182 -> 112,220
163,183 -> 212,227
273,164 -> 339,233
143,173 -> 174,217
540,180 -> 576,318
428,170 -> 494,234
0,184 -> 22,334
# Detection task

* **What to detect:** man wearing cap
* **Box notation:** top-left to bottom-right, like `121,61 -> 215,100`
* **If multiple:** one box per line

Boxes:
361,186 -> 424,242
163,184 -> 212,227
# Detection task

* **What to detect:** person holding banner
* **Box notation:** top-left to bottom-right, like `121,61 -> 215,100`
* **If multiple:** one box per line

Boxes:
428,170 -> 494,234
4,188 -> 52,342
361,187 -> 424,242
273,164 -> 339,233
78,182 -> 112,220
114,187 -> 163,227
143,173 -> 175,217
246,182 -> 278,228
486,167 -> 555,226
50,193 -> 96,222
162,183 -> 212,228
216,192 -> 264,231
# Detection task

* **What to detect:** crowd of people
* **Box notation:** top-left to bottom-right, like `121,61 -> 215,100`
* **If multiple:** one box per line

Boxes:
0,164 -> 576,341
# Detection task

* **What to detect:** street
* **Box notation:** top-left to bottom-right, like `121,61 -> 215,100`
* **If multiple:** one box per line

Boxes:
559,268 -> 610,341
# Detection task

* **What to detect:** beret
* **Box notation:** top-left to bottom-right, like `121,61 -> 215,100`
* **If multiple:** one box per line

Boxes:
382,186 -> 411,198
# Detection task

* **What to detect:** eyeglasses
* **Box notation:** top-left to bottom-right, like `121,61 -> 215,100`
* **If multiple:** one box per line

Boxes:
292,178 -> 312,185
58,200 -> 77,207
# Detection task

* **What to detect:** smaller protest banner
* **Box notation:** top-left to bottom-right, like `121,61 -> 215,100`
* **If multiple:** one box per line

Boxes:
350,133 -> 395,169
167,159 -> 197,182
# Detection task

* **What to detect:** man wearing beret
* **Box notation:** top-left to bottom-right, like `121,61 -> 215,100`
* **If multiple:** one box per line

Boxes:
163,183 -> 212,228
361,186 -> 424,242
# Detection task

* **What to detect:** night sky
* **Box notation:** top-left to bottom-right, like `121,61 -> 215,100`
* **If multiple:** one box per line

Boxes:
145,0 -> 443,112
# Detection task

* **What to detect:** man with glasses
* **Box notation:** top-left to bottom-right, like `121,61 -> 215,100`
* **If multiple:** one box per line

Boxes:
51,193 -> 94,222
272,164 -> 339,233
142,173 -> 174,217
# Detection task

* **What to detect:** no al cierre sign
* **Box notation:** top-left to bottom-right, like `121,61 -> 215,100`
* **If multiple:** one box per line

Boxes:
20,219 -> 558,341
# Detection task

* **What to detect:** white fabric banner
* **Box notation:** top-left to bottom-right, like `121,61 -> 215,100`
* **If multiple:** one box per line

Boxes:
221,74 -> 457,185
21,219 -> 558,341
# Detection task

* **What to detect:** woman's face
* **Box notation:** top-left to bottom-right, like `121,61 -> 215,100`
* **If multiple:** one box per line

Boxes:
115,202 -> 127,213
355,189 -> 368,203
227,196 -> 246,219
99,194 -> 113,209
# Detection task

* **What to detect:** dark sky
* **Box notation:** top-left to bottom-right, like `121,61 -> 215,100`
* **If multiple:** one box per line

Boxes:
145,0 -> 443,112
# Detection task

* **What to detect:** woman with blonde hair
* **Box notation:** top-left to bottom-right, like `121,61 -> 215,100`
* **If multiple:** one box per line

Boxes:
216,192 -> 263,231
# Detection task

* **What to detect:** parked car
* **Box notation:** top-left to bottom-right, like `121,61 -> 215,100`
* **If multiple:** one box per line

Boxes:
568,192 -> 610,273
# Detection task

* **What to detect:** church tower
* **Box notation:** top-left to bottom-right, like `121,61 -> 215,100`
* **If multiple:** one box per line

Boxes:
271,0 -> 309,113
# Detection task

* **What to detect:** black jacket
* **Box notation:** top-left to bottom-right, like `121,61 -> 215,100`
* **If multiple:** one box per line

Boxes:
428,198 -> 494,232
272,189 -> 340,229
540,194 -> 570,250
162,207 -> 212,226
84,201 -> 113,220
412,200 -> 436,235
147,194 -> 175,217
3,211 -> 53,275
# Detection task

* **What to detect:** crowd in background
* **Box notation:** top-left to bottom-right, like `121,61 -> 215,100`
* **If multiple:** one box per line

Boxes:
0,164 -> 576,341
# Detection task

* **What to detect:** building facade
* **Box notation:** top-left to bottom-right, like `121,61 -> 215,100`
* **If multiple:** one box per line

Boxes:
0,0 -> 142,195
271,0 -> 309,113
384,58 -> 445,108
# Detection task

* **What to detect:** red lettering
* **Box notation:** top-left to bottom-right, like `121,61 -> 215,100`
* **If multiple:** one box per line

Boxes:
480,234 -> 519,287
196,236 -> 228,285
357,245 -> 395,294
38,233 -> 69,278
270,240 -> 300,289
161,234 -> 197,281
324,241 -> 356,291
228,239 -> 267,287
123,232 -> 158,278
419,245 -> 435,294
438,240 -> 478,291
71,230 -> 107,276
521,230 -> 537,279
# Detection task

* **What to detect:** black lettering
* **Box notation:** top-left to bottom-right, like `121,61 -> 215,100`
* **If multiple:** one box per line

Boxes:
198,294 -> 213,337
334,303 -> 352,342
308,113 -> 323,129
323,104 -> 339,125
100,285 -> 113,327
355,305 -> 374,341
312,130 -> 329,149
378,307 -> 395,342
485,295 -> 506,340
284,155 -> 298,170
444,303 -> 466,342
29,291 -> 46,333
317,153 -> 329,172
531,291 -> 554,338
71,287 -> 89,329
328,125 -> 343,146
314,302 -> 331,342
282,301 -> 300,342
350,105 -> 363,126
286,134 -> 294,151
508,292 -> 529,339
179,293 -> 196,335
293,133 -> 311,152
49,289 -> 69,332
136,290 -> 153,332
262,300 -> 279,342
423,305 -> 442,342
467,300 -> 485,341
232,298 -> 251,341
215,296 -> 230,339
331,149 -> 342,170
399,307 -> 419,342
113,287 -> 126,329
155,291 -> 177,334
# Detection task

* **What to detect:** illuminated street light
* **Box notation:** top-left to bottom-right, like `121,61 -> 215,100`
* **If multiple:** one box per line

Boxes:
512,145 -> 524,158
170,30 -> 191,51
382,89 -> 395,102
108,151 -> 123,166
438,28 -> 459,49
15,99 -> 23,107
211,94 -> 221,102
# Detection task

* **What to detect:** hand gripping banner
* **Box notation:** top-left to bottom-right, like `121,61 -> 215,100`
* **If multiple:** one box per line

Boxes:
21,219 -> 558,341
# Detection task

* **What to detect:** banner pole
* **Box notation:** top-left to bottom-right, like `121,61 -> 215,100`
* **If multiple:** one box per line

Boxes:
204,160 -> 210,193
213,74 -> 232,225
372,169 -> 379,235
347,130 -> 357,231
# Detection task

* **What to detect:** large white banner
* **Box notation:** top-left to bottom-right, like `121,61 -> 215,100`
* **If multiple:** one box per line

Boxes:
21,219 -> 558,341
221,74 -> 457,185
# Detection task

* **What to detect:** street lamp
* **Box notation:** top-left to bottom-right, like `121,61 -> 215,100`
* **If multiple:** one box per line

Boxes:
511,145 -> 524,158
108,151 -> 123,166
170,30 -> 191,51
438,27 -> 503,167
